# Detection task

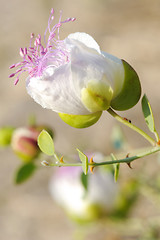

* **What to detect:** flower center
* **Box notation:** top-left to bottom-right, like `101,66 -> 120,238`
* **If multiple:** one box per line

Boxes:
9,9 -> 76,85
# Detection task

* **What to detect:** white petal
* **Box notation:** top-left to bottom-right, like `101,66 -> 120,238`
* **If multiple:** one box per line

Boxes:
66,37 -> 113,91
67,32 -> 101,54
26,64 -> 91,115
102,51 -> 125,97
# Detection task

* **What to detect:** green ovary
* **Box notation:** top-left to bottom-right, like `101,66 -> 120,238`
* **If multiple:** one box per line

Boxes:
81,79 -> 113,113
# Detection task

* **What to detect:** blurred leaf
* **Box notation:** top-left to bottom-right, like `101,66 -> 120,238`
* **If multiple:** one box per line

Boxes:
15,162 -> 36,184
28,114 -> 36,126
112,179 -> 139,218
141,94 -> 156,133
114,163 -> 120,182
77,149 -> 88,175
81,172 -> 88,191
0,126 -> 15,147
111,153 -> 120,182
38,130 -> 54,156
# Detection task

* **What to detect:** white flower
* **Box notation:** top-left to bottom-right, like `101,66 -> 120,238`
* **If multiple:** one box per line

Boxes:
25,32 -> 124,115
49,153 -> 119,221
9,9 -> 141,127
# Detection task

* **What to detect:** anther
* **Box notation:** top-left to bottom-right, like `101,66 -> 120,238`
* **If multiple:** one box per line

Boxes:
9,64 -> 15,69
24,48 -> 27,55
26,55 -> 32,62
19,48 -> 24,57
31,33 -> 34,38
14,78 -> 19,85
71,18 -> 76,22
9,73 -> 15,78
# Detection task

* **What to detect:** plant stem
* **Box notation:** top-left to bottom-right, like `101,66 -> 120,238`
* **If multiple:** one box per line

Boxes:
154,130 -> 159,142
47,146 -> 160,168
50,162 -> 82,167
107,108 -> 157,146
90,145 -> 160,167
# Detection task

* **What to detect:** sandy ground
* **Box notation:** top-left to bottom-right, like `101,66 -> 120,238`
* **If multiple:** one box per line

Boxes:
1,0 -> 160,239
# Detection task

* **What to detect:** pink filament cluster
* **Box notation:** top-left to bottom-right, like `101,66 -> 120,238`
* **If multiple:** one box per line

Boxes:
9,9 -> 76,85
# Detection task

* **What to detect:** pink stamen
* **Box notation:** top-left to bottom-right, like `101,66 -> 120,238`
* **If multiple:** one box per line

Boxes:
24,47 -> 27,55
19,48 -> 24,57
9,73 -> 15,78
27,55 -> 32,61
9,9 -> 76,84
14,78 -> 19,85
9,64 -> 16,69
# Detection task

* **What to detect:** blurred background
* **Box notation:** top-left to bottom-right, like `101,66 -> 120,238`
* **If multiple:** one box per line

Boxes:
1,0 -> 160,239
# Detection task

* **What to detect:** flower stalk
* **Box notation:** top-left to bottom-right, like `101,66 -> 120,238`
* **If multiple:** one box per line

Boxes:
107,108 -> 157,146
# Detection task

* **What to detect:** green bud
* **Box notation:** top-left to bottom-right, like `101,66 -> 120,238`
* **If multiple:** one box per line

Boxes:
58,111 -> 102,128
0,127 -> 15,146
111,60 -> 141,111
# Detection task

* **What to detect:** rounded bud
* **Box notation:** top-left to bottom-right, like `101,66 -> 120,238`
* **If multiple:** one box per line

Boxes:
11,125 -> 53,162
11,127 -> 40,162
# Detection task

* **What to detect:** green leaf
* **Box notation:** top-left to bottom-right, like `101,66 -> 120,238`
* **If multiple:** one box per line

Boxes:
81,172 -> 88,191
15,162 -> 36,184
142,94 -> 156,133
38,130 -> 54,156
77,149 -> 88,175
0,126 -> 15,146
111,153 -> 120,182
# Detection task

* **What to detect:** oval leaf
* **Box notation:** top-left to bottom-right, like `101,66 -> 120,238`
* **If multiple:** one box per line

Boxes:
77,149 -> 88,175
15,162 -> 36,184
38,130 -> 54,156
141,94 -> 155,133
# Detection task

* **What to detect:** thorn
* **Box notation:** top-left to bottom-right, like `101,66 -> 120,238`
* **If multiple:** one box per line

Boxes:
60,156 -> 64,163
89,157 -> 94,174
127,162 -> 132,169
157,139 -> 160,145
123,117 -> 131,123
125,153 -> 132,169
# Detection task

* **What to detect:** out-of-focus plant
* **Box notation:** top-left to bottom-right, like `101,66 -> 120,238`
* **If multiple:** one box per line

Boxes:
0,120 -> 53,184
49,159 -> 138,223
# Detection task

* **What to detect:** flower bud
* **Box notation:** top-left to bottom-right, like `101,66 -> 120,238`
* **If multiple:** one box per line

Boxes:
11,126 -> 52,162
0,127 -> 15,146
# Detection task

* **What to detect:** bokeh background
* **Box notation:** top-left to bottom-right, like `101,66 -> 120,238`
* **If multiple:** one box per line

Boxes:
1,0 -> 160,239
